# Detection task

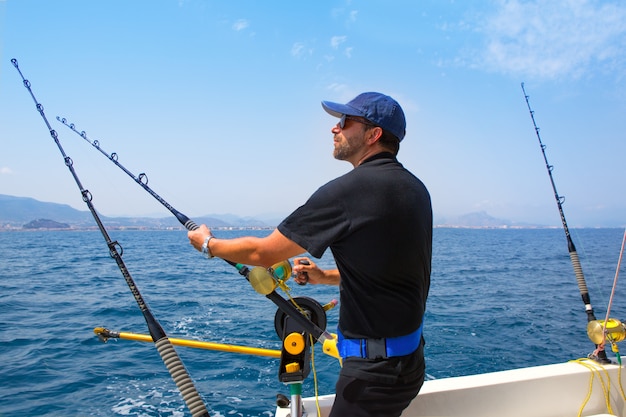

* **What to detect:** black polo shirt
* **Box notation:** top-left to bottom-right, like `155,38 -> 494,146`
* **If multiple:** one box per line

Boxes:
278,152 -> 432,340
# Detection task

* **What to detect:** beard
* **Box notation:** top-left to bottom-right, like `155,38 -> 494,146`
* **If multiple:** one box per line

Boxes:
333,133 -> 362,161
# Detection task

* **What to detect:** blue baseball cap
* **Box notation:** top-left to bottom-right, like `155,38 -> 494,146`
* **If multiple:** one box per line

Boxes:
321,92 -> 406,141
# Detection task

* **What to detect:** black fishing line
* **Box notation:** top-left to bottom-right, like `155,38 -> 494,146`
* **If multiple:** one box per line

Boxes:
11,58 -> 211,417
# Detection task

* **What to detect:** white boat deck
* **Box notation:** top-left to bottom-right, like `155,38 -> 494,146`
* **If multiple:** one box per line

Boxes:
275,359 -> 625,417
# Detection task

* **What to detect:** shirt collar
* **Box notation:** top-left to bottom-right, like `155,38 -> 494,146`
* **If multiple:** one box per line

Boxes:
361,152 -> 396,165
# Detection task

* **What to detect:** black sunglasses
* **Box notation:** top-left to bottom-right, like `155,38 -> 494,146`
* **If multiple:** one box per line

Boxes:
339,114 -> 378,129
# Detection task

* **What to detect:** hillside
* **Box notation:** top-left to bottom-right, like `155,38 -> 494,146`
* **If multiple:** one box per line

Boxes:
434,211 -> 538,228
0,194 -> 93,225
0,194 -> 272,230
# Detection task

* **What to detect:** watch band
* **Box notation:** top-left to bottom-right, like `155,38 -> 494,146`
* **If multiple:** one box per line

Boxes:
201,235 -> 214,258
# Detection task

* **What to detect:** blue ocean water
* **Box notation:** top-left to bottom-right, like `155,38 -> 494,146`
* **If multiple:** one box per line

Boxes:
0,227 -> 624,416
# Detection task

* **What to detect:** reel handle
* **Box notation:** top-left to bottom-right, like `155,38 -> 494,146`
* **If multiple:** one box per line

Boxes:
296,259 -> 310,286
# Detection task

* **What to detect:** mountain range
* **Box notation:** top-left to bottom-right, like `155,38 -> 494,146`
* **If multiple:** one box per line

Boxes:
0,194 -> 274,230
0,194 -> 539,231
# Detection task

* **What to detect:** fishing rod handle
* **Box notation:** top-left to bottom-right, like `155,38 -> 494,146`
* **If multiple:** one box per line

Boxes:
155,338 -> 210,417
173,210 -> 198,231
296,259 -> 310,286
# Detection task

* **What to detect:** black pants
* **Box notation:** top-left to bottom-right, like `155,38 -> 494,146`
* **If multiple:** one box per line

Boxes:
329,345 -> 425,417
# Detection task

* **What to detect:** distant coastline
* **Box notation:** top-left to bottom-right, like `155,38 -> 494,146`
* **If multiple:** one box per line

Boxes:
0,218 -> 588,233
0,222 -> 275,232
1,194 -> 620,231
2,225 -> 572,232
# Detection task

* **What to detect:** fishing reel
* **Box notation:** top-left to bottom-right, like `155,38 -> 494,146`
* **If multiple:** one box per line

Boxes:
246,258 -> 339,412
247,260 -> 293,295
587,318 -> 626,353
252,259 -> 334,382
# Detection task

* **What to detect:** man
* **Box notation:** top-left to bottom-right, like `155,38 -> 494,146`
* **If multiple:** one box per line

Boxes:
189,92 -> 432,416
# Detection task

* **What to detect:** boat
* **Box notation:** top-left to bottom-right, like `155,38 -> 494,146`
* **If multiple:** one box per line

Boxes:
274,356 -> 625,417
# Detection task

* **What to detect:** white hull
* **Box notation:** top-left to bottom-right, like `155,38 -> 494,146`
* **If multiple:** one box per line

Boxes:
275,359 -> 624,417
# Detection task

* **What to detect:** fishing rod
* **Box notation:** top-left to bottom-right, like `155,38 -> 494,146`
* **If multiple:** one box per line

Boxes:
11,58 -> 211,417
56,116 -> 339,358
95,327 -> 282,358
521,82 -> 609,363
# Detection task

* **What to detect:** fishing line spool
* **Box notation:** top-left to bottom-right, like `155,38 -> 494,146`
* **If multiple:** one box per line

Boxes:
274,296 -> 327,381
587,318 -> 626,349
247,260 -> 292,295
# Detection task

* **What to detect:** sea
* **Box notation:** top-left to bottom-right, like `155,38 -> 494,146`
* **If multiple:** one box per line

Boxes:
1,227 -> 624,417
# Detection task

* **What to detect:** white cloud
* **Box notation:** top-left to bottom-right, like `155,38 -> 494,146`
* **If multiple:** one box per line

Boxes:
1,167 -> 13,175
326,83 -> 349,95
330,7 -> 358,24
475,0 -> 626,80
232,19 -> 249,31
330,7 -> 343,19
330,36 -> 347,50
291,42 -> 305,58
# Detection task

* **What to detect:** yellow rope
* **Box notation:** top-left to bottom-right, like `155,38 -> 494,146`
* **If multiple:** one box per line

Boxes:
618,356 -> 626,401
276,279 -> 291,294
575,360 -> 594,417
571,358 -> 615,416
308,334 -> 322,417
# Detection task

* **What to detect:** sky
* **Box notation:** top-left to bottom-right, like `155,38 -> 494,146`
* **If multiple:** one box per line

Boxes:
0,0 -> 625,227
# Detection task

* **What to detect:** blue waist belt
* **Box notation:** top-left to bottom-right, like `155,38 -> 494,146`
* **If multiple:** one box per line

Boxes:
337,322 -> 423,360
